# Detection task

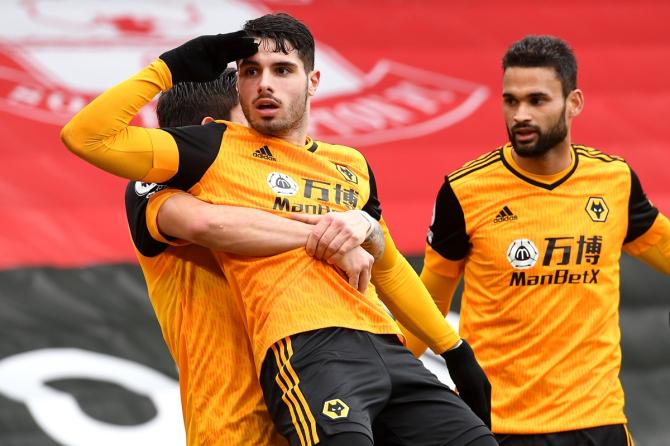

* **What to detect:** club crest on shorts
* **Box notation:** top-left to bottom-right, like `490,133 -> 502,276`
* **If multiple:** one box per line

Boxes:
267,172 -> 299,196
585,197 -> 609,222
506,239 -> 539,269
322,399 -> 349,419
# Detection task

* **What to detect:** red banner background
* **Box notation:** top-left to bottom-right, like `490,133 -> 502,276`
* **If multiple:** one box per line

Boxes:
0,0 -> 668,268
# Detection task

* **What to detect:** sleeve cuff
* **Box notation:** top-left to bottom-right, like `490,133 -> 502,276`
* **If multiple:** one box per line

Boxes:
146,189 -> 191,246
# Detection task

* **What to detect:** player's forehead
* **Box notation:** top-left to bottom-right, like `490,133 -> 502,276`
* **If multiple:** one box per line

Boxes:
240,38 -> 304,69
502,66 -> 562,97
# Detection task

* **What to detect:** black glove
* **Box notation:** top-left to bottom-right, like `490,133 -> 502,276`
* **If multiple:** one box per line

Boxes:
441,339 -> 492,428
160,31 -> 258,84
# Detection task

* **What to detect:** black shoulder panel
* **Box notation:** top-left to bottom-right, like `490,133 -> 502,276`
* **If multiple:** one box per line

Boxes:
361,161 -> 382,221
162,122 -> 226,191
625,166 -> 659,244
427,178 -> 470,260
124,181 -> 168,257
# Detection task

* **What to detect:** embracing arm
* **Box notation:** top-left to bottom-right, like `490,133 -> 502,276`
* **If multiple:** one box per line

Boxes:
149,190 -> 312,256
290,210 -> 385,260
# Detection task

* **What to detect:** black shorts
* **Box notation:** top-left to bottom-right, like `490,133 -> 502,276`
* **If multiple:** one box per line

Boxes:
494,424 -> 633,446
260,327 -> 492,446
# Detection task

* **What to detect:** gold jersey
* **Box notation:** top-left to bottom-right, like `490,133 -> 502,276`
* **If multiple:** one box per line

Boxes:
159,120 -> 401,370
125,184 -> 286,446
425,143 -> 662,434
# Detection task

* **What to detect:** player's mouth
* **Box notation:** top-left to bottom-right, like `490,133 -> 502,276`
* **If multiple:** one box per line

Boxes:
513,126 -> 538,144
254,97 -> 281,118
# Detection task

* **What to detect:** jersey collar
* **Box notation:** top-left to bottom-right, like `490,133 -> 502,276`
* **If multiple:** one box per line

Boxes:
500,143 -> 578,190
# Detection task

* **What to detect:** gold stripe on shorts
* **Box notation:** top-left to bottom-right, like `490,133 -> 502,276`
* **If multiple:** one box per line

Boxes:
271,338 -> 319,445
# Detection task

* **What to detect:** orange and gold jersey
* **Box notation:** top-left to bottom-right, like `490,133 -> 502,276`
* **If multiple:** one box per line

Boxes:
425,143 -> 662,434
125,183 -> 286,446
158,121 -> 401,370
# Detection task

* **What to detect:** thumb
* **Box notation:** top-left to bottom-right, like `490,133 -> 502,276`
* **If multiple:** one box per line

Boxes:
289,213 -> 322,225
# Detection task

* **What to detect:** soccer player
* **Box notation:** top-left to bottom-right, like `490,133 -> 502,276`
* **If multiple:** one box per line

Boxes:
410,35 -> 670,445
62,13 -> 496,446
129,68 -> 394,445
128,68 -> 294,445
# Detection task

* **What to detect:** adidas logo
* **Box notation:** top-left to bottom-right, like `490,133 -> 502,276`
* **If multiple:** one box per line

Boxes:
493,206 -> 518,223
252,145 -> 276,161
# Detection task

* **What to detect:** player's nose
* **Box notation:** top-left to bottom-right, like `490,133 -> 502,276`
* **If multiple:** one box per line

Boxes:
257,69 -> 274,94
513,103 -> 532,123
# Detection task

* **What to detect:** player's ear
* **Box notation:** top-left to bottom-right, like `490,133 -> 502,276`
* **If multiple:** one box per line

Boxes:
566,89 -> 584,119
307,69 -> 320,97
201,116 -> 215,125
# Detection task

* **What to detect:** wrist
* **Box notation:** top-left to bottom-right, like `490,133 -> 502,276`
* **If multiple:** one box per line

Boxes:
447,339 -> 463,351
355,210 -> 376,239
441,338 -> 472,363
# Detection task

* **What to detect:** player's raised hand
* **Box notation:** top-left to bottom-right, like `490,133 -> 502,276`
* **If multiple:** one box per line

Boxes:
290,210 -> 372,261
441,340 -> 492,428
160,31 -> 258,84
329,246 -> 374,293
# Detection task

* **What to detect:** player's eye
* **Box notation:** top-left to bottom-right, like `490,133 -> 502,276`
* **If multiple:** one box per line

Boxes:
242,67 -> 258,77
503,97 -> 517,106
275,66 -> 292,75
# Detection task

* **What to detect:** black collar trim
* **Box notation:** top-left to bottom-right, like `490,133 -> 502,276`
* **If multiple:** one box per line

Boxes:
501,145 -> 579,191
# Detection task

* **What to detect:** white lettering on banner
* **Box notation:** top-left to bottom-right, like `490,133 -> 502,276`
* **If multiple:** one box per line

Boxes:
0,1 -> 487,146
309,61 -> 489,146
0,348 -> 184,446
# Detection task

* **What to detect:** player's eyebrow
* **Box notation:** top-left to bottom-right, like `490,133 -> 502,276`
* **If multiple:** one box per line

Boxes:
502,91 -> 551,99
273,61 -> 299,69
238,60 -> 300,70
528,92 -> 551,99
238,59 -> 259,68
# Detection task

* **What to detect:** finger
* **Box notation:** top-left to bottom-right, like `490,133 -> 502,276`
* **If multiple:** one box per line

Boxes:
348,270 -> 360,292
289,213 -> 321,224
326,252 -> 341,265
323,233 -> 348,260
314,224 -> 341,260
358,265 -> 371,294
331,237 -> 360,260
313,215 -> 338,259
306,219 -> 329,256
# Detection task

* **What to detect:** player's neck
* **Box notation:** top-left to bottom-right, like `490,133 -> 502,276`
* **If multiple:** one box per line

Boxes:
511,139 -> 572,176
281,127 -> 309,147
277,108 -> 311,147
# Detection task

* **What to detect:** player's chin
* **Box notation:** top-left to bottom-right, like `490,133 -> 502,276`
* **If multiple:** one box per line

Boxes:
511,142 -> 537,157
251,118 -> 284,135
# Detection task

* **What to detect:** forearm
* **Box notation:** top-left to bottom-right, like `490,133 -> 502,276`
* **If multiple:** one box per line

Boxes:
156,192 -> 311,256
371,222 -> 460,353
60,59 -> 177,182
401,268 -> 461,357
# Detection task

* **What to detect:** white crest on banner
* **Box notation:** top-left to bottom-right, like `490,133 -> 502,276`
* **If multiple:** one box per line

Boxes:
0,0 -> 487,146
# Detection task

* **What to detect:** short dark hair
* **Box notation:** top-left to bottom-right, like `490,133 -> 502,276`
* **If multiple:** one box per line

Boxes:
243,13 -> 315,71
156,67 -> 238,127
502,35 -> 577,97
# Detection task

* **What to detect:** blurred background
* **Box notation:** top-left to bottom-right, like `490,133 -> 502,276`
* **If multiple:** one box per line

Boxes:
0,0 -> 668,445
